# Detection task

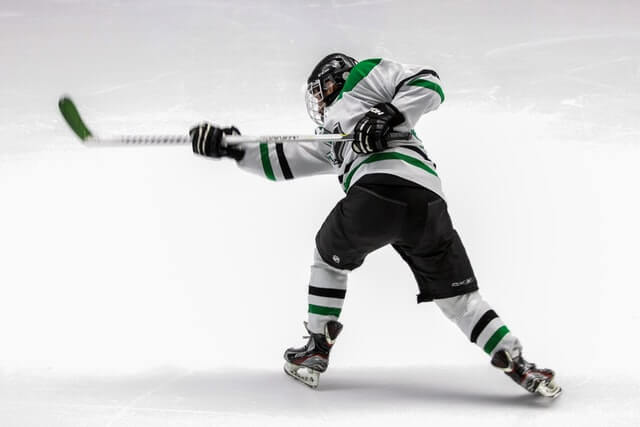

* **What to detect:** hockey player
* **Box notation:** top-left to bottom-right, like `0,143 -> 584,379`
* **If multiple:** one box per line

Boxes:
189,53 -> 561,398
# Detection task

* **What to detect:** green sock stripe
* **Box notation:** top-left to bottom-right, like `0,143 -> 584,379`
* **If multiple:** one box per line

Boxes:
343,152 -> 438,191
259,143 -> 276,181
483,325 -> 510,354
308,304 -> 342,317
408,78 -> 445,103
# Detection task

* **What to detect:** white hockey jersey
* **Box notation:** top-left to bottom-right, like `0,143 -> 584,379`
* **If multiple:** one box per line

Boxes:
237,58 -> 445,199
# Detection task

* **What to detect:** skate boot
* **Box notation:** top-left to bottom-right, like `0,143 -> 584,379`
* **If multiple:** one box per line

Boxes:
283,320 -> 343,389
491,349 -> 562,398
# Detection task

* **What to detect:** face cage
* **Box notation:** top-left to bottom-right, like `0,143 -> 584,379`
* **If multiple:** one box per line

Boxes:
305,79 -> 325,126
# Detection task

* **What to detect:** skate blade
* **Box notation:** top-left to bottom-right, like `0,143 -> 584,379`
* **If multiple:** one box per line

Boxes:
284,362 -> 320,389
536,380 -> 562,399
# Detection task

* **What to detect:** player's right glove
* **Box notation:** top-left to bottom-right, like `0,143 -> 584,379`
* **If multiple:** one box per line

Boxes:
351,102 -> 405,154
190,123 -> 245,161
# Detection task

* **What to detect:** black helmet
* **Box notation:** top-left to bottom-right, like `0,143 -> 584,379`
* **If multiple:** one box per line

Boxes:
305,53 -> 358,125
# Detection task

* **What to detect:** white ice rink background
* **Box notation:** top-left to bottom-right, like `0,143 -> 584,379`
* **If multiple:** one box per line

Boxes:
1,0 -> 639,426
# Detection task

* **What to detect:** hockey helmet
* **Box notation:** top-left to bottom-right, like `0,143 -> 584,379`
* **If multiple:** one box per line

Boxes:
305,53 -> 358,125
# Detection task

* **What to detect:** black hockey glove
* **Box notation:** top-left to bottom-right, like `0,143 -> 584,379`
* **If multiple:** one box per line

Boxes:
190,123 -> 245,161
352,103 -> 405,154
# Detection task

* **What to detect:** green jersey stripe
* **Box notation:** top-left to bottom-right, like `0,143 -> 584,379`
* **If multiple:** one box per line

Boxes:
408,78 -> 445,103
337,58 -> 382,101
259,143 -> 276,181
483,325 -> 510,354
308,304 -> 342,317
343,152 -> 438,191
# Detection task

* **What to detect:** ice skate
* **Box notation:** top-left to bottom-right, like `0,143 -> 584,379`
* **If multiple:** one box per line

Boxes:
491,349 -> 562,398
283,320 -> 343,389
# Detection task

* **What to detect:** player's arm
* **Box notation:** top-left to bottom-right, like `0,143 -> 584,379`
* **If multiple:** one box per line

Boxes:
388,64 -> 444,131
350,60 -> 444,154
237,139 -> 335,181
190,122 -> 335,181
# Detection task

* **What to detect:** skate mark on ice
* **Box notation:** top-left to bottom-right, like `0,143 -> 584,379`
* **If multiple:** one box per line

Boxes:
305,0 -> 393,8
0,11 -> 23,18
564,56 -> 635,75
90,72 -> 181,96
485,33 -> 640,58
104,370 -> 194,427
2,399 -> 285,419
561,75 -> 621,92
329,0 -> 395,8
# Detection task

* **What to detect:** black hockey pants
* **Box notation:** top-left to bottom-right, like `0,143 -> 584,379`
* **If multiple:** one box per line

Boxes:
315,174 -> 478,302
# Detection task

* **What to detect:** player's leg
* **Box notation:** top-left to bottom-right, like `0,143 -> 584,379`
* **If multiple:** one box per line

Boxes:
396,194 -> 561,398
284,180 -> 408,388
282,249 -> 348,388
436,292 -> 560,397
434,291 -> 522,360
306,249 -> 348,334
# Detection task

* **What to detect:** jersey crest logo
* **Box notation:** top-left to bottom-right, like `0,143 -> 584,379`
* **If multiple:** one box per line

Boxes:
325,123 -> 346,166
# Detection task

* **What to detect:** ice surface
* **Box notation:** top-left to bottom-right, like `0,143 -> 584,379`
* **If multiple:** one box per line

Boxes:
1,0 -> 639,426
2,366 -> 639,427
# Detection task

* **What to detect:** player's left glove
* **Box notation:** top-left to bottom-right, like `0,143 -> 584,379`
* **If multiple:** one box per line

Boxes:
190,123 -> 245,161
352,103 -> 405,154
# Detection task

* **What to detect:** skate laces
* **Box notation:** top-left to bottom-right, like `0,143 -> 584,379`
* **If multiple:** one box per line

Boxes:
514,358 -> 535,375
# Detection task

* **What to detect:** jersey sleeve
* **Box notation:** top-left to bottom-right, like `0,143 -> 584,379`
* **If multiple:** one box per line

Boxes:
236,141 -> 336,181
390,63 -> 445,131
324,58 -> 444,135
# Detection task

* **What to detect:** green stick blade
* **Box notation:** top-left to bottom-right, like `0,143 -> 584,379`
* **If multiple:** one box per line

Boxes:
58,96 -> 93,141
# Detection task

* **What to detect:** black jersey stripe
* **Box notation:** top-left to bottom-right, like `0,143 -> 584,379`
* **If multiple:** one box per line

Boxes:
393,69 -> 440,98
275,143 -> 294,180
470,310 -> 498,343
343,158 -> 356,176
309,285 -> 346,299
398,145 -> 431,163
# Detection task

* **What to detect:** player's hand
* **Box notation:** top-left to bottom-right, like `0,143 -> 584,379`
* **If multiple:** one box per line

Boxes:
352,103 -> 405,154
190,123 -> 245,161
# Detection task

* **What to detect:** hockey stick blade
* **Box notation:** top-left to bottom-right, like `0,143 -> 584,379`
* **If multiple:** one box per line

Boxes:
58,96 -> 93,141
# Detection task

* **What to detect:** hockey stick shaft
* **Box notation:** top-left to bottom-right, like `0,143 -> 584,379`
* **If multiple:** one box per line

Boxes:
58,96 -> 411,146
79,132 -> 410,147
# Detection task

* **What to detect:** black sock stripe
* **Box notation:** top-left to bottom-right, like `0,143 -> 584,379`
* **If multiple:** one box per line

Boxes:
275,143 -> 294,180
309,286 -> 346,299
470,310 -> 498,343
393,69 -> 440,97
